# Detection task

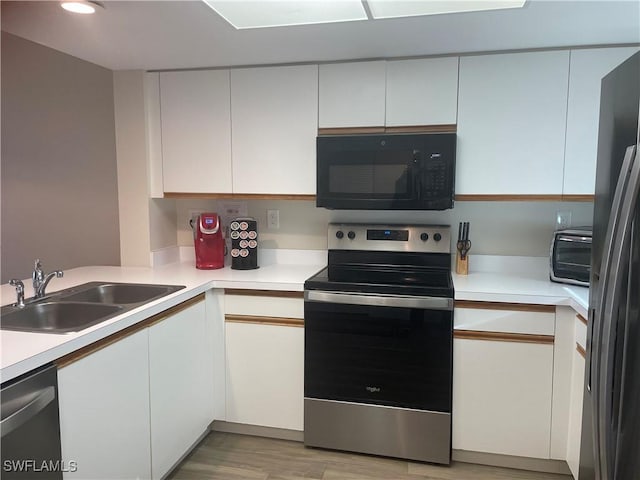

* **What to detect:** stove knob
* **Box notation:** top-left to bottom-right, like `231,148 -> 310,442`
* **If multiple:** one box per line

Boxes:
433,232 -> 442,242
347,231 -> 356,240
335,230 -> 344,239
420,233 -> 429,242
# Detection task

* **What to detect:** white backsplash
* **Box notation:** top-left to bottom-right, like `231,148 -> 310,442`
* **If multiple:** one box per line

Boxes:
172,198 -> 593,258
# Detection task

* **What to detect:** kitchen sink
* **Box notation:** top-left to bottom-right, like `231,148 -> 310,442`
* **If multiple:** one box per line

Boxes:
0,302 -> 124,333
1,281 -> 186,334
59,283 -> 182,305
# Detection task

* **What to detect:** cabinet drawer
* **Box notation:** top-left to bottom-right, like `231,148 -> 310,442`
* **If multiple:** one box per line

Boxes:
575,313 -> 588,350
224,290 -> 304,319
454,302 -> 555,336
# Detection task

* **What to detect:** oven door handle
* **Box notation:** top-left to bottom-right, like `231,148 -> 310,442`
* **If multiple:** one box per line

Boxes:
304,290 -> 453,311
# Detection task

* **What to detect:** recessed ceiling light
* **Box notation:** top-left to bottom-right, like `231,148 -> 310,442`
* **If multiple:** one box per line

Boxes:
202,0 -> 368,29
61,1 -> 104,15
366,0 -> 527,20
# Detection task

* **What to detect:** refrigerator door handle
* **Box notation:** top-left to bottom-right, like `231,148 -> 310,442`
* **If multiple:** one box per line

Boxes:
591,144 -> 638,480
597,144 -> 640,480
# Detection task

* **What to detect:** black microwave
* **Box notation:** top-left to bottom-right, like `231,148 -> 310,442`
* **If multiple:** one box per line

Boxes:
550,228 -> 592,287
316,132 -> 456,210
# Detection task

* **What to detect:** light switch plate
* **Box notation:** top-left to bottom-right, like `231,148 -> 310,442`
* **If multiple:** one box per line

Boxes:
556,211 -> 572,229
267,209 -> 280,229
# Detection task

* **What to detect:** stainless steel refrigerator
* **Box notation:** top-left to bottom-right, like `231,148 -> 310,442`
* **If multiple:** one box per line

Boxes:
579,51 -> 640,480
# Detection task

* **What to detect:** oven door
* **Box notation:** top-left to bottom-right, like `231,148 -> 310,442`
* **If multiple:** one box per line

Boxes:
304,291 -> 453,413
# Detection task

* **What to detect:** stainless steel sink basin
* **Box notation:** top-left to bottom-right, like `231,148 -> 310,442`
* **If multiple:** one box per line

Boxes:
0,302 -> 124,333
1,281 -> 186,334
59,283 -> 182,305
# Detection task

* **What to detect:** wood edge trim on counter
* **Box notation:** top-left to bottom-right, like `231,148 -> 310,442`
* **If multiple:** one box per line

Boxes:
454,330 -> 555,345
163,193 -> 316,201
317,125 -> 456,135
55,294 -> 205,369
224,289 -> 304,299
577,343 -> 586,359
225,314 -> 304,327
455,194 -> 594,202
577,313 -> 588,326
454,300 -> 556,313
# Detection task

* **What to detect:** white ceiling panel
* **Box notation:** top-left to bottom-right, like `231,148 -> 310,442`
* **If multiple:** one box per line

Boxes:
1,0 -> 638,71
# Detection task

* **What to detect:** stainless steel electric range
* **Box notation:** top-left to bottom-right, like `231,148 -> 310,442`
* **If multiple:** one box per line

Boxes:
304,223 -> 454,464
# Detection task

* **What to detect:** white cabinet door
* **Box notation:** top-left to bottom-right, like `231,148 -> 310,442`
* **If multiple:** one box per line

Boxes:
160,70 -> 232,193
567,348 -> 586,479
148,299 -> 213,479
225,322 -> 304,431
453,337 -> 554,458
58,330 -> 151,480
385,57 -> 458,126
564,47 -> 639,195
319,61 -> 386,128
457,51 -> 570,195
231,65 -> 318,194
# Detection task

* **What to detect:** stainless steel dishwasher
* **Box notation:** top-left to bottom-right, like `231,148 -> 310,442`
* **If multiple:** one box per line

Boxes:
1,364 -> 63,479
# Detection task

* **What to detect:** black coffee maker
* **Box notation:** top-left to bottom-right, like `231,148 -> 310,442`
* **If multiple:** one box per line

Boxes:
229,217 -> 258,270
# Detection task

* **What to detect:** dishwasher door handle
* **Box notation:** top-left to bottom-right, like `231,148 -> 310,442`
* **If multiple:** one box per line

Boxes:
1,386 -> 55,438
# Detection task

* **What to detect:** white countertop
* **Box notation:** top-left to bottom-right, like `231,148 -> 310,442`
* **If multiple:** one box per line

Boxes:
0,254 -> 588,383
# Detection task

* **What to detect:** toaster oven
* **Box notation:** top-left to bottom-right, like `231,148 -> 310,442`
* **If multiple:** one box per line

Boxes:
550,228 -> 592,287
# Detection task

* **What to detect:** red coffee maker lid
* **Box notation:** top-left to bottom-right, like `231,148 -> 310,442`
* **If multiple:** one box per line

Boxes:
199,213 -> 220,234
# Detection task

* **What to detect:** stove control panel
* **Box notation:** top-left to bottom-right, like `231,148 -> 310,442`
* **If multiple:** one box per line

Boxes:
329,223 -> 451,253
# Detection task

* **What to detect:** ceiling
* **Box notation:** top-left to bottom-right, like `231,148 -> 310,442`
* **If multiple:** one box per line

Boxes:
2,0 -> 639,71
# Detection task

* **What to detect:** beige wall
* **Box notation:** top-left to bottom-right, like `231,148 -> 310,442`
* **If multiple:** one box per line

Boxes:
1,33 -> 120,283
175,198 -> 593,257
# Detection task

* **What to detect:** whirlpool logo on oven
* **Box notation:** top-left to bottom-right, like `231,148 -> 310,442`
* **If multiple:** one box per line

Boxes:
366,386 -> 381,393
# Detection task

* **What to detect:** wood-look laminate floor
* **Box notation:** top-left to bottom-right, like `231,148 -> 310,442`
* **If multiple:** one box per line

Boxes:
169,432 -> 570,480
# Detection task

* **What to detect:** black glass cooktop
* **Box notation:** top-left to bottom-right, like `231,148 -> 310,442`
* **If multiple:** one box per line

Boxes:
305,265 -> 454,298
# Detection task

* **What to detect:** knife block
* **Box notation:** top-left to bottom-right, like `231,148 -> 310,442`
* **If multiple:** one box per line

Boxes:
456,252 -> 469,275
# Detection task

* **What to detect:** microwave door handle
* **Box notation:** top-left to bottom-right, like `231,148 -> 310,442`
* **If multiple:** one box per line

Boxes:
412,150 -> 422,197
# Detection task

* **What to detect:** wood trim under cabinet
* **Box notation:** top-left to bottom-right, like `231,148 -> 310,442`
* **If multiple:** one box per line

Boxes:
577,343 -> 586,359
577,313 -> 588,326
454,330 -> 555,345
562,194 -> 595,202
225,314 -> 304,328
455,194 -> 594,202
454,300 -> 556,313
55,294 -> 205,369
224,289 -> 304,299
163,193 -> 316,201
317,124 -> 456,136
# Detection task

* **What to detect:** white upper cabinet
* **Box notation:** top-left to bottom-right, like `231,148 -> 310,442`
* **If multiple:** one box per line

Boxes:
457,51 -> 570,195
385,57 -> 459,126
319,61 -> 386,128
231,65 -> 318,195
564,47 -> 640,195
160,70 -> 232,193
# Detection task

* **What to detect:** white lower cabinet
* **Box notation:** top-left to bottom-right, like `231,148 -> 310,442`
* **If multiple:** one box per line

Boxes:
452,304 -> 556,459
223,291 -> 304,431
225,321 -> 304,431
58,296 -> 214,480
567,348 -> 586,479
149,299 -> 213,479
58,329 -> 152,480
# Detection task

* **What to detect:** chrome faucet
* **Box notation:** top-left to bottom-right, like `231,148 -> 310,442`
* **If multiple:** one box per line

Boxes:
32,259 -> 64,298
9,279 -> 25,308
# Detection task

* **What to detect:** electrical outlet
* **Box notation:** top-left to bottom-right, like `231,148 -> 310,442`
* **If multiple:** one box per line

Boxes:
188,210 -> 202,228
556,211 -> 572,229
267,209 -> 280,229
